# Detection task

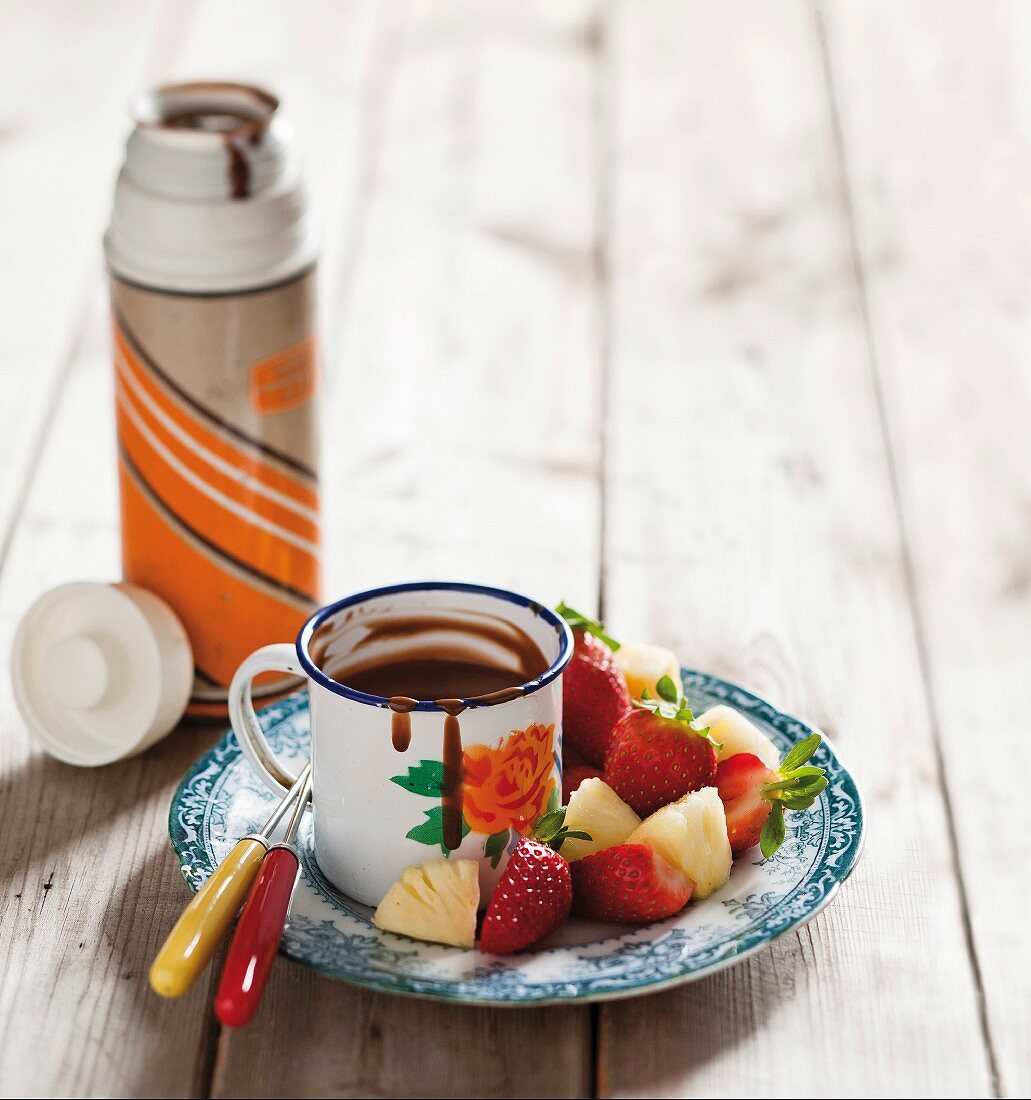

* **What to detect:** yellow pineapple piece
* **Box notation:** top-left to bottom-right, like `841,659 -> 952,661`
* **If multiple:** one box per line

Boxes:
628,787 -> 732,899
614,641 -> 681,700
562,778 -> 641,862
373,859 -> 479,948
697,704 -> 780,769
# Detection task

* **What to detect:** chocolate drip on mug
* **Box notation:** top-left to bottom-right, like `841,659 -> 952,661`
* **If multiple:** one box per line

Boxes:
310,606 -> 553,853
387,696 -> 418,753
437,699 -> 466,852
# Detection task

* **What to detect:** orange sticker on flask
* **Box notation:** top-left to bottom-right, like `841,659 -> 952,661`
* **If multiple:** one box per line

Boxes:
249,336 -> 317,416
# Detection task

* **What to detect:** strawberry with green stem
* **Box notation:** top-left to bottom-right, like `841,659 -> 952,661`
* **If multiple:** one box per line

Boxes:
605,675 -> 722,817
478,809 -> 591,955
556,602 -> 632,767
714,733 -> 828,858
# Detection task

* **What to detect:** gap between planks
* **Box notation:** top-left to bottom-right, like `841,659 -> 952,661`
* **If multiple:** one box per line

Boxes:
813,4 -> 1001,1094
591,1 -> 616,1094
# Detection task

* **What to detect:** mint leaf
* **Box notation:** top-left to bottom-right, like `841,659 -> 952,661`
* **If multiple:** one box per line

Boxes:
777,778 -> 828,810
531,805 -> 592,851
656,675 -> 680,704
764,773 -> 827,804
631,694 -> 723,750
760,802 -> 786,859
781,765 -> 825,781
390,760 -> 445,797
534,808 -> 567,838
484,829 -> 510,869
780,734 -> 821,773
555,601 -> 620,652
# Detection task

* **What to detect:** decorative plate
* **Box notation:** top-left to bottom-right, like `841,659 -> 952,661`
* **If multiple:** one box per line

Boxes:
168,671 -> 864,1005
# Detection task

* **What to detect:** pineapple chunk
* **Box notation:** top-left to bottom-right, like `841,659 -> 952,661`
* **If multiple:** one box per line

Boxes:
697,705 -> 780,770
373,859 -> 479,948
562,778 -> 641,862
614,641 -> 681,700
628,787 -> 732,899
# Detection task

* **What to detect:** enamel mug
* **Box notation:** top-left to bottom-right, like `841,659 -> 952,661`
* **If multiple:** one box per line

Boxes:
228,582 -> 573,906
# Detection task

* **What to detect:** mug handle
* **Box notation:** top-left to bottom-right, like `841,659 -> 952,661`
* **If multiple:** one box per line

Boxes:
228,643 -> 304,795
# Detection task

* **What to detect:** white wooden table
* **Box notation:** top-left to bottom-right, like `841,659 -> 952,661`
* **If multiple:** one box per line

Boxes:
0,2 -> 1027,1096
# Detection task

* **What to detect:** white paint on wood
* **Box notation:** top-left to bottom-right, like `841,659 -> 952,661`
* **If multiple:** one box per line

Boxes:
824,2 -> 1030,1094
0,290 -> 225,1099
0,0 -> 169,549
596,3 -> 994,1097
0,1 -> 1018,1096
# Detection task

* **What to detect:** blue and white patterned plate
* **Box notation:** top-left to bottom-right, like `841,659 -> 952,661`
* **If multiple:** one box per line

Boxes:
168,671 -> 864,1005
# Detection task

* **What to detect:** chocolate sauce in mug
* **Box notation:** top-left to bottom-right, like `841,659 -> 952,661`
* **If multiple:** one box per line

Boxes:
310,610 -> 550,851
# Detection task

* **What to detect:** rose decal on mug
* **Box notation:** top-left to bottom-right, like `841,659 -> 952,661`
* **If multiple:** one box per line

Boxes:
390,722 -> 560,863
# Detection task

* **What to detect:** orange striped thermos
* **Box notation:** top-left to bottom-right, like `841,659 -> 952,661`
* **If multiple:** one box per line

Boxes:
104,82 -> 320,718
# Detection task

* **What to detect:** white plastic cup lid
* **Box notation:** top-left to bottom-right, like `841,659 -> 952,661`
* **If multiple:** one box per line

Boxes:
11,582 -> 193,766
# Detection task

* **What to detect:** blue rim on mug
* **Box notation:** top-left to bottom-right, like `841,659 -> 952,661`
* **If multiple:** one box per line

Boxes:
296,581 -> 574,713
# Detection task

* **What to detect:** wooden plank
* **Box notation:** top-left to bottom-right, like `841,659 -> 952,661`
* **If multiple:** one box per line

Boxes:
210,2 -> 602,1096
0,2 -> 384,1097
595,3 -> 994,1097
0,10 -> 219,1096
822,2 -> 1028,1094
0,291 -> 226,1100
0,0 -> 171,553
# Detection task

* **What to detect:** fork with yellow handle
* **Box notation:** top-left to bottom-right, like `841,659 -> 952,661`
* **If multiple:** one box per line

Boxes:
149,762 -> 311,998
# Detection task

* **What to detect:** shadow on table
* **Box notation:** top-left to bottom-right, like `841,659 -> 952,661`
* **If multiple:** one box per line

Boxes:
0,722 -> 219,894
596,940 -> 804,1093
100,839 -> 223,1097
0,726 -> 225,1096
1,729 -> 799,1098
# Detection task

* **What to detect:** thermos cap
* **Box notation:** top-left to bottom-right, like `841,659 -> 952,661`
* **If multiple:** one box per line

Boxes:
104,81 -> 318,293
11,582 -> 193,766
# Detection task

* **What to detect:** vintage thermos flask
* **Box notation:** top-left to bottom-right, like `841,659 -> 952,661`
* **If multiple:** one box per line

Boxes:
104,82 -> 321,718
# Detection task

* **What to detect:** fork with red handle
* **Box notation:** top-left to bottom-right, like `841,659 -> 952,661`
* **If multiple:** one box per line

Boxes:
214,768 -> 313,1027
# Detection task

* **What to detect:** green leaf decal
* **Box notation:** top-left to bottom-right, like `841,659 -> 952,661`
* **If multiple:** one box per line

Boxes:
484,829 -> 510,869
405,806 -> 471,855
547,785 -> 561,815
390,759 -> 445,797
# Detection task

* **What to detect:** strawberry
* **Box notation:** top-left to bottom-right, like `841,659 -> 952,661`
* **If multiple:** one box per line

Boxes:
571,843 -> 693,923
605,680 -> 720,817
714,754 -> 775,852
562,762 -> 605,802
557,602 -> 632,766
478,810 -> 588,954
714,733 -> 828,857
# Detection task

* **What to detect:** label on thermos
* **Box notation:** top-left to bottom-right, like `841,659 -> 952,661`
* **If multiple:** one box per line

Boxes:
111,268 -> 320,717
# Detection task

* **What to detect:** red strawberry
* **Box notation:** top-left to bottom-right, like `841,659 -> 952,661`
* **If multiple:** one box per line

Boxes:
714,733 -> 828,857
562,762 -> 604,802
605,689 -> 719,817
479,805 -> 591,954
557,603 -> 632,767
715,753 -> 775,852
571,843 -> 693,923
